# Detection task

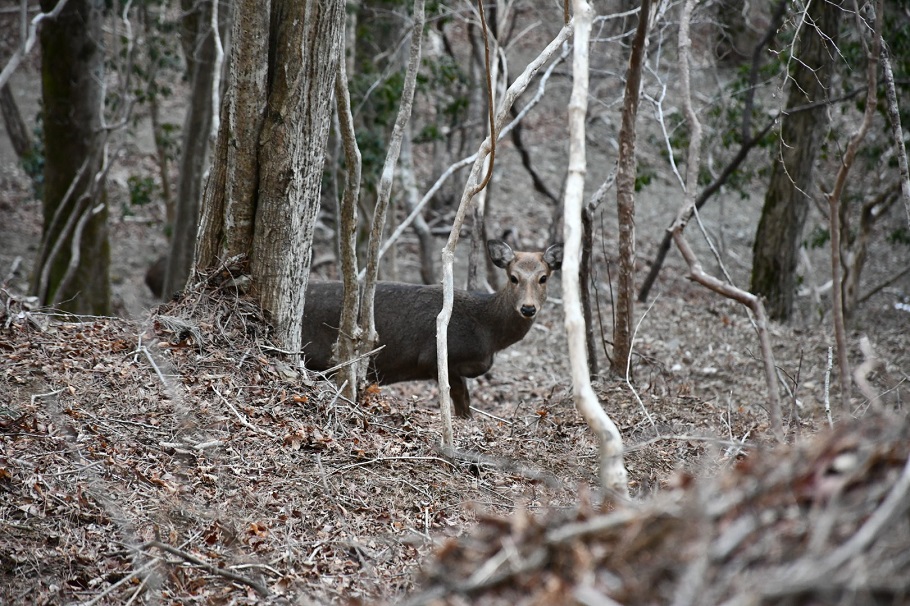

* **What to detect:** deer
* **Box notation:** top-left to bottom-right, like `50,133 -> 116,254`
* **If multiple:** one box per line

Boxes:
301,239 -> 563,417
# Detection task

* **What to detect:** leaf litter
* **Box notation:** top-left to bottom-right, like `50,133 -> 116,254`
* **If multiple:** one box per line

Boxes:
1,267 -> 909,605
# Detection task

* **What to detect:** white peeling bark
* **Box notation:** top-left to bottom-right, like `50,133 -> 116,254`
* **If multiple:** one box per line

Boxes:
435,19 -> 575,449
563,0 -> 629,498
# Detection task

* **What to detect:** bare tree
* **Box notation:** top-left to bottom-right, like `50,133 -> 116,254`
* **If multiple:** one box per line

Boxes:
331,49 -> 363,403
672,0 -> 782,441
824,0 -> 883,410
434,18 -> 574,448
331,0 -> 425,403
564,0 -> 629,497
636,0 -> 788,303
611,0 -> 650,376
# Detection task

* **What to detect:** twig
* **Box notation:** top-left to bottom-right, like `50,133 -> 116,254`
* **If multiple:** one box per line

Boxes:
211,384 -> 278,439
469,405 -> 513,425
77,559 -> 159,606
625,433 -> 750,454
142,540 -> 270,597
330,455 -> 458,475
321,344 -> 385,375
546,506 -> 659,545
138,345 -> 170,388
626,293 -> 658,434
30,388 -> 65,406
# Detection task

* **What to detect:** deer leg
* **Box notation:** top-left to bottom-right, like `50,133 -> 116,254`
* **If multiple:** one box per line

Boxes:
450,375 -> 472,418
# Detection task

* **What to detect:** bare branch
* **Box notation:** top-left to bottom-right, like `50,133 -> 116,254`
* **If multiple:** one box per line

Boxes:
0,0 -> 70,90
435,19 -> 575,447
671,0 -> 783,440
824,0 -> 883,410
332,43 -> 363,403
358,0 -> 425,393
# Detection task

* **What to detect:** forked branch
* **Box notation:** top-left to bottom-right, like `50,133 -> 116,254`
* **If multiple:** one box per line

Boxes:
671,0 -> 783,441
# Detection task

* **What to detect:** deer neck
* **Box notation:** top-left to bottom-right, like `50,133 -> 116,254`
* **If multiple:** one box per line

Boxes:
488,288 -> 535,349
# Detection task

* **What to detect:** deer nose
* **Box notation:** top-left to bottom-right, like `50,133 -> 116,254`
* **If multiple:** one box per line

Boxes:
520,304 -> 537,318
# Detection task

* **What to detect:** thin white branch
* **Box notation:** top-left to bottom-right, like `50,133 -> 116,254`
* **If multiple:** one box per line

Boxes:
434,19 -> 575,447
374,36 -> 570,268
0,0 -> 70,90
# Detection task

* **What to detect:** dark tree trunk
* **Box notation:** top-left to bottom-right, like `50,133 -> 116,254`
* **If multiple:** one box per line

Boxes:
33,0 -> 110,315
751,1 -> 839,321
581,202 -> 598,377
611,0 -> 649,376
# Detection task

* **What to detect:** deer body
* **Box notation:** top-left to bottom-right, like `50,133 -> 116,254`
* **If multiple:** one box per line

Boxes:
301,240 -> 562,417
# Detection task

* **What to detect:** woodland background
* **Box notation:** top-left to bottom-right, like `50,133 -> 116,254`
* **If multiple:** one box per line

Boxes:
1,0 -> 910,604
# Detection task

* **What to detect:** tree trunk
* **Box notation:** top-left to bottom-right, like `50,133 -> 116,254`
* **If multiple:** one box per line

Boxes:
611,0 -> 650,376
564,0 -> 628,498
33,0 -> 110,316
195,0 -> 268,269
194,0 -> 344,355
751,0 -> 838,321
163,0 -> 229,298
581,202 -> 597,377
251,0 -> 344,354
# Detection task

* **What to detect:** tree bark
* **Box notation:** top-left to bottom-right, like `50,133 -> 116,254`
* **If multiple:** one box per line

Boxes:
250,0 -> 345,355
564,0 -> 628,497
751,0 -> 838,321
195,0 -> 269,272
194,0 -> 345,356
33,0 -> 110,316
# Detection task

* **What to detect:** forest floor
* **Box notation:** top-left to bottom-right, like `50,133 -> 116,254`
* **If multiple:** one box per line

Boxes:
3,26 -> 910,605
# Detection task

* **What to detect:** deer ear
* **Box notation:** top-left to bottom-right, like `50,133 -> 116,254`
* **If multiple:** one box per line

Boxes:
487,239 -> 515,269
544,243 -> 563,271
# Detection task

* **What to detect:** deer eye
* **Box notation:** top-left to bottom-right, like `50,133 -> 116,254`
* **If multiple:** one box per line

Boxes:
509,275 -> 518,284
539,275 -> 547,284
